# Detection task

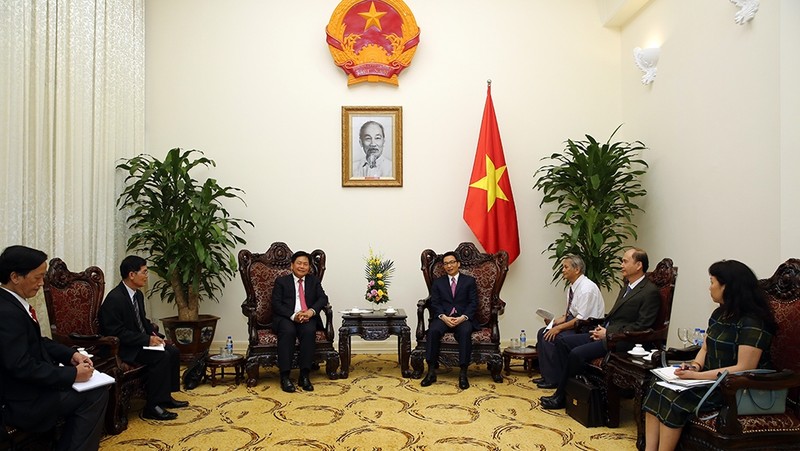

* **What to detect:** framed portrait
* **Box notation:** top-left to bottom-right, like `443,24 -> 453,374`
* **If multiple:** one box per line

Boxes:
342,106 -> 403,187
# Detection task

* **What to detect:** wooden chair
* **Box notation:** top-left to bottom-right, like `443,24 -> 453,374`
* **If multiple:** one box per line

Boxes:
410,242 -> 509,382
674,258 -> 800,450
238,242 -> 339,387
43,258 -> 147,435
578,257 -> 677,428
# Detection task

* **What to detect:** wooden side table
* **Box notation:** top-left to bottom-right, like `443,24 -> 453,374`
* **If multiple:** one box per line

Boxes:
205,353 -> 245,387
605,352 -> 657,450
338,309 -> 411,378
502,346 -> 538,376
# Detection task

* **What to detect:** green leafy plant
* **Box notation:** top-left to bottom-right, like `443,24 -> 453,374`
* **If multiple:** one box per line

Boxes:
117,148 -> 253,321
533,126 -> 648,290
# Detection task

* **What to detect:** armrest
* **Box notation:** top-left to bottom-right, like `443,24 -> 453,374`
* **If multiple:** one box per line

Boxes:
575,317 -> 604,333
606,328 -> 663,352
321,302 -> 335,340
415,296 -> 430,341
715,370 -> 800,435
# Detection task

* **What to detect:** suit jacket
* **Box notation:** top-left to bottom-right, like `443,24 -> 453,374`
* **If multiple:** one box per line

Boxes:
271,273 -> 327,330
430,273 -> 480,330
0,288 -> 77,431
605,277 -> 661,335
99,281 -> 157,363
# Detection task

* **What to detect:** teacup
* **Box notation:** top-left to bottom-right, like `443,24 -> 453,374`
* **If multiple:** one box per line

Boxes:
385,308 -> 397,313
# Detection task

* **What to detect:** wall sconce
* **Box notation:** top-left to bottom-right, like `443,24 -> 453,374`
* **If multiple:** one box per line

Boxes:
730,0 -> 759,25
633,47 -> 660,85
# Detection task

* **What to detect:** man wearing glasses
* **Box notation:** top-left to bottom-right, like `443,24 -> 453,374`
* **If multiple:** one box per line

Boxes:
420,251 -> 478,389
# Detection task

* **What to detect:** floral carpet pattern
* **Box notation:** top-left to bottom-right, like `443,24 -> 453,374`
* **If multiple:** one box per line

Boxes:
100,354 -> 637,450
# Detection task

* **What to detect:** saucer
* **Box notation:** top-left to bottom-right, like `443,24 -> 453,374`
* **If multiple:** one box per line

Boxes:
384,311 -> 397,316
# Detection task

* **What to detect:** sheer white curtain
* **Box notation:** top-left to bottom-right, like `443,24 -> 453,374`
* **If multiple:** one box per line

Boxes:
0,0 -> 144,283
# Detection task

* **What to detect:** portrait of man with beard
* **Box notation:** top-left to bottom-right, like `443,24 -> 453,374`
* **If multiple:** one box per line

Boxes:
352,120 -> 393,178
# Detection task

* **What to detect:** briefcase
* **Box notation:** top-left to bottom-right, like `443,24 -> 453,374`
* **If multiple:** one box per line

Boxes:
565,375 -> 605,427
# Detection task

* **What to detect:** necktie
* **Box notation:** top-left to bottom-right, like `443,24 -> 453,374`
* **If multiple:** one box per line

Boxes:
565,287 -> 574,317
450,277 -> 456,297
131,294 -> 146,333
29,305 -> 38,323
298,279 -> 308,311
624,285 -> 633,298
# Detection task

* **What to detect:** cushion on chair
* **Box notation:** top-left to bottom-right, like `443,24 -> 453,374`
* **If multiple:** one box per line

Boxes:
255,329 -> 330,347
438,328 -> 494,344
688,408 -> 800,434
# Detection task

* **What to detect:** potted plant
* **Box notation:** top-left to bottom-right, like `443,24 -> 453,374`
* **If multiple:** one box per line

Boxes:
116,148 -> 253,361
533,126 -> 648,290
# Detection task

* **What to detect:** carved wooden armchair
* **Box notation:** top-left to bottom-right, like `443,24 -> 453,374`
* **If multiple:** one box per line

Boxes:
577,258 -> 677,429
239,242 -> 339,387
410,242 -> 509,382
674,258 -> 800,451
43,258 -> 147,435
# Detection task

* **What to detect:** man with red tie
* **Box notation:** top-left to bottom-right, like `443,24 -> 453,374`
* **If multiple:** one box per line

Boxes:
0,246 -> 107,451
421,251 -> 479,390
271,251 -> 328,393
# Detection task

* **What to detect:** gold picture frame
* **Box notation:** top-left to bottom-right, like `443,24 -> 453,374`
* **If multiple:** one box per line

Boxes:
342,106 -> 403,187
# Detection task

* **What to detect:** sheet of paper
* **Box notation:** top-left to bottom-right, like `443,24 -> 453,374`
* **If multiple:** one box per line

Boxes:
143,344 -> 165,351
545,318 -> 555,330
72,370 -> 115,392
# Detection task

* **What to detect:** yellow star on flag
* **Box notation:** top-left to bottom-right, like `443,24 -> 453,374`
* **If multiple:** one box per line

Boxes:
358,2 -> 387,31
469,155 -> 509,211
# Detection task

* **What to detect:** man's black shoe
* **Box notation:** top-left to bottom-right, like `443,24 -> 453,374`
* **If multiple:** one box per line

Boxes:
537,381 -> 558,389
298,376 -> 314,391
540,395 -> 565,410
458,372 -> 470,390
531,377 -> 546,384
163,397 -> 189,409
142,405 -> 178,420
420,372 -> 437,387
280,378 -> 296,393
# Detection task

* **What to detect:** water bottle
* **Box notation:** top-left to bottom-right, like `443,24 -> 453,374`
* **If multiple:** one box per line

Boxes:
699,329 -> 706,345
692,328 -> 702,346
225,336 -> 234,357
519,330 -> 527,348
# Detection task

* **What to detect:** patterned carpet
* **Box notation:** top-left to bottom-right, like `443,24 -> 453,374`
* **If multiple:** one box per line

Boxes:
99,354 -> 638,450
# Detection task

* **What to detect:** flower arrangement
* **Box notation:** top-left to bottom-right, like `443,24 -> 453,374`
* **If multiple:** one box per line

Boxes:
364,249 -> 395,305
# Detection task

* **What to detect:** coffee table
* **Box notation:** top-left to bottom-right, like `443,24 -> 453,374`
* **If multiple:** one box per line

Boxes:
205,353 -> 245,387
502,346 -> 538,377
605,352 -> 657,450
338,309 -> 411,378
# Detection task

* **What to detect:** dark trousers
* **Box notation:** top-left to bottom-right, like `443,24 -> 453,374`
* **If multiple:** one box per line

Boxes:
274,316 -> 316,374
425,317 -> 473,367
553,333 -> 606,397
57,385 -> 109,451
536,327 -> 576,384
134,344 -> 181,408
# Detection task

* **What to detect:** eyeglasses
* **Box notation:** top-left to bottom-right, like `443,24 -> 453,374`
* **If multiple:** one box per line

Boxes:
443,260 -> 458,266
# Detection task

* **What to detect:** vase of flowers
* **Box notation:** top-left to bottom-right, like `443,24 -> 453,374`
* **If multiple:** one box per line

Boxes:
364,249 -> 395,309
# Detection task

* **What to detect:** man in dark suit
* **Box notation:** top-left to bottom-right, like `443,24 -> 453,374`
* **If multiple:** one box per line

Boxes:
540,247 -> 661,409
0,246 -> 107,451
421,251 -> 479,390
99,255 -> 187,420
272,251 -> 329,393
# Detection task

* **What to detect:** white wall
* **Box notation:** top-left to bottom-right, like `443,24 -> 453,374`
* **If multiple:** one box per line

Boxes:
144,0 -> 795,353
620,1 -> 797,346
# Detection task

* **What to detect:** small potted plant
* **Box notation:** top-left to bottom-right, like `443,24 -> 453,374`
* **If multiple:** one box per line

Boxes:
116,148 -> 253,361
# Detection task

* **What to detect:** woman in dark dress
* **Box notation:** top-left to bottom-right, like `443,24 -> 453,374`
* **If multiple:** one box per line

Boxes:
642,260 -> 776,451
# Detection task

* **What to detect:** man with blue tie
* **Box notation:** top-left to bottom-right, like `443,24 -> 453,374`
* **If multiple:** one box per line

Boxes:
540,247 -> 660,409
421,251 -> 479,390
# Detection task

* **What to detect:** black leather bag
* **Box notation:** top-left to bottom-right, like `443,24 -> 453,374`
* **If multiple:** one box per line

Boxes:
565,375 -> 605,427
182,350 -> 208,390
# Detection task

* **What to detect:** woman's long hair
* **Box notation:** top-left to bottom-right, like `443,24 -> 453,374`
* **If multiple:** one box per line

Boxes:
709,260 -> 777,333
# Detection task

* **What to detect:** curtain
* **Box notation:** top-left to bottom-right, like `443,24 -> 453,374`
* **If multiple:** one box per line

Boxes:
0,0 -> 144,278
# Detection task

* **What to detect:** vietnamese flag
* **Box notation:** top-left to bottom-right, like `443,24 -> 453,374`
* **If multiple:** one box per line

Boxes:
463,84 -> 521,264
